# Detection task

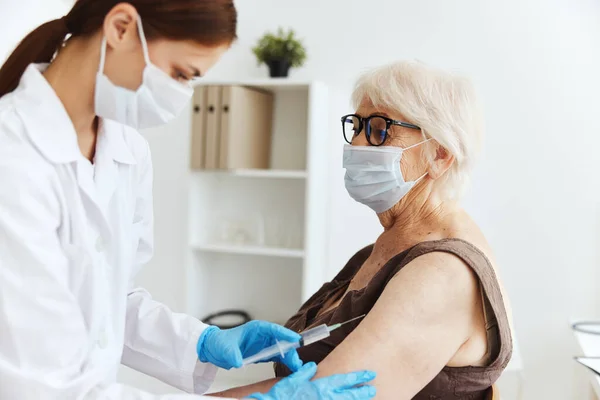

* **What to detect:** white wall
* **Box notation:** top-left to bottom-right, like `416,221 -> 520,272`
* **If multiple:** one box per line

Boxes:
2,0 -> 600,399
0,0 -> 71,63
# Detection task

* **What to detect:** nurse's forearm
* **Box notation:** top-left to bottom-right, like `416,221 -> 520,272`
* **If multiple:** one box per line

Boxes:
207,378 -> 280,398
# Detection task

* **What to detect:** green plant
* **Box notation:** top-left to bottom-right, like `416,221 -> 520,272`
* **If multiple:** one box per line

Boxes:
252,27 -> 307,68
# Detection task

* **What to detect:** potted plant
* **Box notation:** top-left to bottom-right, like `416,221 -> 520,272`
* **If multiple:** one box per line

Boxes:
252,27 -> 307,78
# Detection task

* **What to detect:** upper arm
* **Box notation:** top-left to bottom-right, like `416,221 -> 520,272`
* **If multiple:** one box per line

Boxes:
208,378 -> 280,398
314,252 -> 480,399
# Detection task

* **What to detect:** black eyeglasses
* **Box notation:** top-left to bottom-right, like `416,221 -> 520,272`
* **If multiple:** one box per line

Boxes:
341,114 -> 421,146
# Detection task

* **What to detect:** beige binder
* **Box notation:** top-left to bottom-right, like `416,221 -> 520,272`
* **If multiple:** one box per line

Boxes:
204,85 -> 222,169
190,87 -> 207,169
219,86 -> 274,170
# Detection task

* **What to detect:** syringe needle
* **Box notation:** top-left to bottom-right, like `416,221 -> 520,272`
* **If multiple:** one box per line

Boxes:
328,314 -> 367,332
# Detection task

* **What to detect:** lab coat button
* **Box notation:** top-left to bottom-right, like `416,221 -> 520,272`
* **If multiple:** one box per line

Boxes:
97,330 -> 108,349
95,237 -> 104,252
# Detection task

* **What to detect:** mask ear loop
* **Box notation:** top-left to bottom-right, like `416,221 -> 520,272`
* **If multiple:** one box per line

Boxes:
98,37 -> 107,74
135,15 -> 194,91
403,137 -> 433,183
414,171 -> 429,184
135,15 -> 151,65
402,137 -> 432,151
98,15 -> 149,73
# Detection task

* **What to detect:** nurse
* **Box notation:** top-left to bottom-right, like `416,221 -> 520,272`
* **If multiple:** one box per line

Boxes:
0,1 -> 376,399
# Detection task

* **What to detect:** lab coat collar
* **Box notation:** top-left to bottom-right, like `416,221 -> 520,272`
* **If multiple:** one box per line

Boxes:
15,64 -> 80,164
15,64 -> 136,166
97,119 -> 137,166
93,122 -> 131,209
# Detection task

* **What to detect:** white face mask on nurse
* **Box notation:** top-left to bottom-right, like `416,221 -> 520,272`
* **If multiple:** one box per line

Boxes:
93,10 -> 227,129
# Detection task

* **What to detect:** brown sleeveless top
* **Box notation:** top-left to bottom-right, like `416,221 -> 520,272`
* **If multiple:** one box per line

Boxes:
274,239 -> 513,400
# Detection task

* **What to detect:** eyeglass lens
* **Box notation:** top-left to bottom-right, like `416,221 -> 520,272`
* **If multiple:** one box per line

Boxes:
343,115 -> 388,145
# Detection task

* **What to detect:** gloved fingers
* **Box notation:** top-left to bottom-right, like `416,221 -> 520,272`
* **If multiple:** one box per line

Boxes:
230,347 -> 244,369
220,345 -> 243,369
339,385 -> 377,400
196,326 -> 220,364
315,370 -> 376,391
254,320 -> 301,343
285,361 -> 317,383
279,348 -> 303,372
239,336 -> 271,359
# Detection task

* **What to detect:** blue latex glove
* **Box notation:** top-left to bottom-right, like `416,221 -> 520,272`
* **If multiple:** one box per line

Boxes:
196,321 -> 303,371
246,362 -> 377,400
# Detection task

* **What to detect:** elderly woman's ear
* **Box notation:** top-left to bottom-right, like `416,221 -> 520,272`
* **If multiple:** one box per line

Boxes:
427,144 -> 455,180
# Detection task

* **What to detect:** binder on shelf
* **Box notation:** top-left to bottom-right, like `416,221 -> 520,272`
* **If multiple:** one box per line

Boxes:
190,87 -> 207,169
219,86 -> 274,170
204,85 -> 222,169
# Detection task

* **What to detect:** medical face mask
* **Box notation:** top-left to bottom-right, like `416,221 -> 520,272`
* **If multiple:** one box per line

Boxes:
343,140 -> 430,213
94,16 -> 194,129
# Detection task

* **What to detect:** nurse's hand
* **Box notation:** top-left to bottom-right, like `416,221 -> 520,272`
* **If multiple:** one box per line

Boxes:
245,362 -> 377,400
196,321 -> 303,371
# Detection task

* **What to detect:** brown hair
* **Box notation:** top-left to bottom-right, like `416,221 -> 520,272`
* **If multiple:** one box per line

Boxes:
0,0 -> 237,97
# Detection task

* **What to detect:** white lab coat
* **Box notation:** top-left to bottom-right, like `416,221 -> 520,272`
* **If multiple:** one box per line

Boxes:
0,64 -> 233,399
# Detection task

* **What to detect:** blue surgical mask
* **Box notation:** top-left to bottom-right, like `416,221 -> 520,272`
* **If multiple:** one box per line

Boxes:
343,140 -> 430,213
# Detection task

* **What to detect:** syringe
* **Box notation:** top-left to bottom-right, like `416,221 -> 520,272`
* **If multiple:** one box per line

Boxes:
242,314 -> 366,366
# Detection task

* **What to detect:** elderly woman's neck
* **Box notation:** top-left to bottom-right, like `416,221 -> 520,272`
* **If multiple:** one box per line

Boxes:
378,187 -> 454,239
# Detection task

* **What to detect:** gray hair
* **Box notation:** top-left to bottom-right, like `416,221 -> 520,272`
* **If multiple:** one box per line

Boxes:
351,60 -> 484,200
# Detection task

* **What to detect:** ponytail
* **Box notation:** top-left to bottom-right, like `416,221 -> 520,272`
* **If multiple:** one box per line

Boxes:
0,17 -> 70,97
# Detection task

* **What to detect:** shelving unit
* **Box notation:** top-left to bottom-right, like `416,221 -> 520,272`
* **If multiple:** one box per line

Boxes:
194,168 -> 308,179
184,79 -> 329,389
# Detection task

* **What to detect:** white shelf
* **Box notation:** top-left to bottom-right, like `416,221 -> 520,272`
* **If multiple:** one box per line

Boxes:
193,243 -> 305,258
192,79 -> 318,91
185,81 -> 329,339
232,169 -> 307,179
193,169 -> 307,179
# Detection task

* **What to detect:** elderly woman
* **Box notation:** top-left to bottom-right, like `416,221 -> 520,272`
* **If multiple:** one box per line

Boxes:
212,61 -> 513,400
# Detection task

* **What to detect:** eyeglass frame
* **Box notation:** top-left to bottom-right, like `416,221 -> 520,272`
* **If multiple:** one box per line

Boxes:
341,113 -> 422,146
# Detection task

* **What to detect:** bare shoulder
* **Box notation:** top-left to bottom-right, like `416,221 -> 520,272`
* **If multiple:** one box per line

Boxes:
448,210 -> 509,297
451,210 -> 498,264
